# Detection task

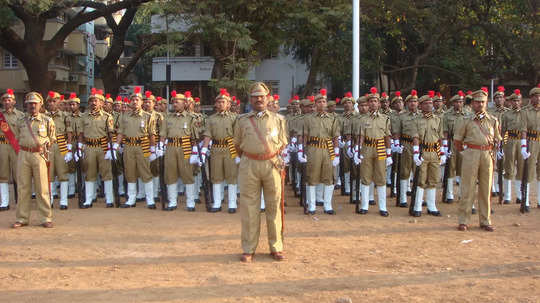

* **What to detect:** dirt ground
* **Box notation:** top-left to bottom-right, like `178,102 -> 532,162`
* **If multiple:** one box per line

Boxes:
1,184 -> 539,303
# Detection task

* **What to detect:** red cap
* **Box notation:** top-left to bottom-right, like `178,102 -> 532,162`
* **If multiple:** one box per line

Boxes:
294,95 -> 299,100
481,87 -> 488,93
381,92 -> 388,98
105,93 -> 111,99
273,94 -> 280,101
320,88 -> 327,96
6,88 -> 14,95
134,86 -> 141,94
428,90 -> 435,98
145,91 -> 152,98
60,95 -> 65,101
458,90 -> 465,97
115,96 -> 122,101
48,91 -> 55,98
370,87 -> 377,94
345,92 -> 352,98
411,89 -> 417,96
171,90 -> 177,98
69,93 -> 77,99
308,96 -> 314,102
335,97 -> 341,104
185,91 -> 191,98
395,91 -> 401,97
195,97 -> 200,103
497,86 -> 505,92
514,89 -> 521,95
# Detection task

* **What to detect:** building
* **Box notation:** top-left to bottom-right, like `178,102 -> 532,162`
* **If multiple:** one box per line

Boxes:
150,15 -> 309,107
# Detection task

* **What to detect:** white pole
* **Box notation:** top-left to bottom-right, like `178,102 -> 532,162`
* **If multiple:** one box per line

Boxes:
352,0 -> 360,100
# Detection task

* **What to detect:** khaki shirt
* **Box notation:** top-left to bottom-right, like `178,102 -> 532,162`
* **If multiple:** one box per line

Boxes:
389,110 -> 403,136
190,111 -> 205,137
292,113 -> 310,136
149,110 -> 164,137
521,107 -> 540,132
340,111 -> 357,136
118,109 -> 154,138
443,108 -> 470,138
414,113 -> 443,143
160,111 -> 198,139
202,111 -> 237,139
286,113 -> 302,137
359,111 -> 391,139
16,113 -> 56,148
487,106 -> 508,124
455,113 -> 501,147
1,108 -> 24,138
68,112 -> 83,136
396,110 -> 421,137
303,111 -> 340,139
501,108 -> 525,134
46,110 -> 70,136
234,110 -> 288,155
80,110 -> 114,139
433,107 -> 445,117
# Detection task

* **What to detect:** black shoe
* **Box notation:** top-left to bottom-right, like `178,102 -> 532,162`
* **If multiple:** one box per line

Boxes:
422,201 -> 427,206
260,208 -> 265,213
406,191 -> 412,196
491,209 -> 494,214
163,205 -> 177,211
81,204 -> 92,209
471,208 -> 477,214
520,205 -> 530,213
228,208 -> 237,214
136,197 -> 145,202
53,194 -> 59,199
195,198 -> 201,204
315,201 -> 324,206
147,204 -> 156,209
120,203 -> 136,208
445,199 -> 454,204
307,210 -> 316,215
399,202 -> 408,208
343,192 -> 350,196
105,203 -> 113,208
68,194 -> 75,199
358,209 -> 368,215
427,210 -> 441,216
352,199 -> 359,204
97,193 -> 105,198
503,200 -> 510,204
516,198 -> 521,204
31,194 -> 36,199
324,210 -> 335,215
0,205 -> 9,211
334,185 -> 341,190
186,207 -> 195,212
412,211 -> 421,217
369,200 -> 376,205
209,207 -> 221,213
390,192 -> 396,197
59,205 -> 68,210
491,192 -> 498,197
379,210 -> 389,217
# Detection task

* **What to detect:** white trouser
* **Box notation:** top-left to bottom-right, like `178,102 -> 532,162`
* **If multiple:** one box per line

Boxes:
212,183 -> 222,208
104,180 -> 114,205
344,172 -> 351,194
83,181 -> 94,206
307,186 -> 316,212
126,183 -> 137,205
167,183 -> 177,207
316,184 -> 324,202
228,184 -> 238,209
323,185 -> 333,211
360,183 -> 370,210
426,188 -> 437,211
185,184 -> 196,208
400,179 -> 408,204
446,178 -> 454,200
503,178 -> 512,201
144,181 -> 154,205
0,183 -> 10,207
414,187 -> 425,212
377,185 -> 387,211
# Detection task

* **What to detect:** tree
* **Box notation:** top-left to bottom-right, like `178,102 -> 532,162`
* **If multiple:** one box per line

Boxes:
0,0 -> 151,95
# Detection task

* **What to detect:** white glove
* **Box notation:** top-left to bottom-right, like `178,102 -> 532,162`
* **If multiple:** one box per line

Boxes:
393,139 -> 403,154
413,145 -> 423,166
104,149 -> 113,160
200,147 -> 208,164
158,141 -> 166,152
149,153 -> 157,162
67,143 -> 73,152
234,156 -> 241,164
497,149 -> 504,160
75,143 -> 84,161
287,143 -> 297,153
281,150 -> 290,165
189,146 -> 199,165
338,136 -> 345,148
64,151 -> 73,162
440,154 -> 447,165
155,145 -> 164,158
346,144 -> 354,158
442,140 -> 449,156
74,151 -> 81,162
332,147 -> 340,167
291,137 -> 297,145
521,139 -> 530,160
297,144 -> 307,163
385,149 -> 393,166
353,145 -> 362,165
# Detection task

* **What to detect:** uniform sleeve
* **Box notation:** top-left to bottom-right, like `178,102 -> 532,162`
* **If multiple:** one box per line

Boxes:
354,116 -> 362,137
411,118 -> 420,139
394,114 -> 402,135
500,112 -> 507,134
331,117 -> 340,138
438,117 -> 444,138
201,116 -> 212,138
384,116 -> 391,137
442,114 -> 449,133
454,118 -> 467,141
279,117 -> 288,147
147,114 -> 156,136
233,117 -> 242,145
106,114 -> 114,132
494,118 -> 502,142
160,115 -> 168,138
191,116 -> 199,140
118,114 -> 125,135
520,111 -> 528,132
48,118 -> 56,143
65,114 -> 73,133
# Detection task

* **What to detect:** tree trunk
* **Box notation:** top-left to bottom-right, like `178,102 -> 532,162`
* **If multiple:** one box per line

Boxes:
302,47 -> 321,97
102,72 -> 123,96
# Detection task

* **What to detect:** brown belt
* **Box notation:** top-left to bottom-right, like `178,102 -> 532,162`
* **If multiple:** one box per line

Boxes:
242,150 -> 279,161
20,146 -> 41,153
465,143 -> 492,151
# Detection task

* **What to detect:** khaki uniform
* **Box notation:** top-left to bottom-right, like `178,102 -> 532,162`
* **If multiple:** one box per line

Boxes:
0,108 -> 24,183
203,111 -> 238,184
148,110 -> 164,199
501,109 -> 526,202
47,111 -> 71,182
80,110 -> 114,182
118,110 -> 154,183
396,110 -> 420,180
521,107 -> 540,183
303,112 -> 339,185
15,113 -> 56,224
443,108 -> 470,178
454,113 -> 501,226
359,112 -> 391,186
340,111 -> 357,175
234,110 -> 287,254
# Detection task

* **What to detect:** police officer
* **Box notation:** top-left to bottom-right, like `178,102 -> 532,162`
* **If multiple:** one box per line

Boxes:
115,87 -> 157,208
160,91 -> 201,211
234,82 -> 288,262
201,89 -> 239,213
354,87 -> 392,216
411,91 -> 446,216
442,91 -> 469,202
143,91 -> 164,201
394,90 -> 420,207
298,89 -> 340,215
77,88 -> 116,208
12,92 -> 56,228
44,91 -> 72,210
454,88 -> 501,231
340,92 -> 356,196
500,90 -> 526,204
488,86 -> 508,196
0,89 -> 24,211
520,84 -> 540,210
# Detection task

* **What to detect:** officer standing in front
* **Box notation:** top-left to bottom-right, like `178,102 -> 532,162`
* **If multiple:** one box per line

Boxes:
12,92 -> 56,228
454,88 -> 501,231
235,82 -> 288,262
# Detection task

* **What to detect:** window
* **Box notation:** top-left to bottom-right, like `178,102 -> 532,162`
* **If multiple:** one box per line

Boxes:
3,52 -> 18,69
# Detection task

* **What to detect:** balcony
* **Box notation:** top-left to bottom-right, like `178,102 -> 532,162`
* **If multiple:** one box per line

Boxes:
64,31 -> 87,56
152,57 -> 215,82
48,64 -> 71,82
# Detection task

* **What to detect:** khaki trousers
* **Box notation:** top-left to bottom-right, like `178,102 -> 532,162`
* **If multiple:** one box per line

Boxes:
123,145 -> 152,183
399,143 -> 414,180
239,156 -> 283,254
448,145 -> 463,178
526,140 -> 540,181
210,148 -> 238,184
49,143 -> 69,182
458,149 -> 493,226
16,150 -> 52,224
418,151 -> 440,189
164,146 -> 194,185
360,145 -> 386,186
503,139 -> 524,179
84,146 -> 112,182
306,146 -> 333,185
0,143 -> 17,182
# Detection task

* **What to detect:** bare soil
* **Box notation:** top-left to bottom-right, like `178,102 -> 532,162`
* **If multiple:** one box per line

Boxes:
1,186 -> 539,303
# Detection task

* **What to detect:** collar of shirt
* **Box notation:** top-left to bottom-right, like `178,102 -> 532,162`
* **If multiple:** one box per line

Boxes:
370,111 -> 379,118
423,111 -> 433,119
91,110 -> 103,117
474,111 -> 487,120
217,110 -> 228,116
317,111 -> 329,118
2,108 -> 14,114
131,110 -> 143,117
253,110 -> 268,118
175,111 -> 187,117
27,113 -> 42,122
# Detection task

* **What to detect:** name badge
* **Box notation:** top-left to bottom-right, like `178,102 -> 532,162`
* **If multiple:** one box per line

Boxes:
140,120 -> 145,128
39,125 -> 46,133
184,122 -> 187,129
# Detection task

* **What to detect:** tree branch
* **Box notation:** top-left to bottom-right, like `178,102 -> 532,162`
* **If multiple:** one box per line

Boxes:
118,35 -> 163,81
